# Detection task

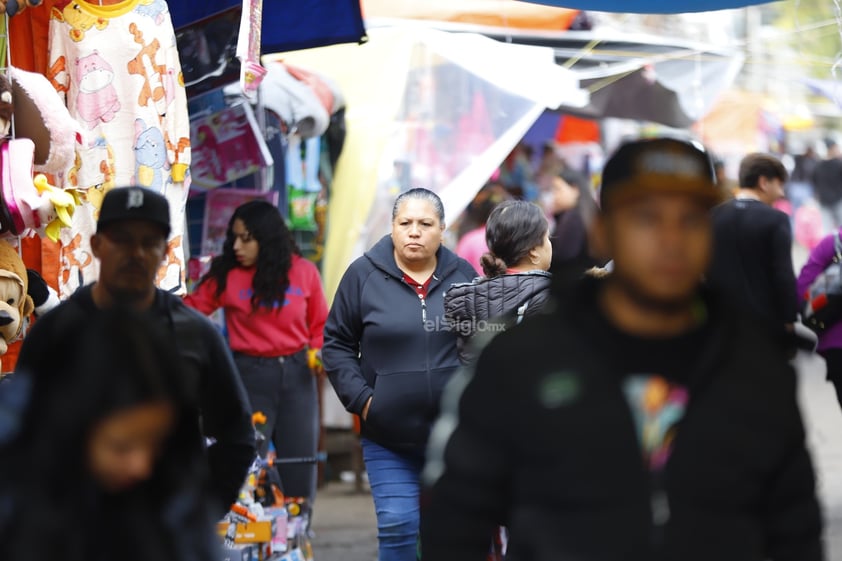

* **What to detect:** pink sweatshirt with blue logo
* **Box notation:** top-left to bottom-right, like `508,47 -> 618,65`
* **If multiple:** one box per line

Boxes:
185,254 -> 328,357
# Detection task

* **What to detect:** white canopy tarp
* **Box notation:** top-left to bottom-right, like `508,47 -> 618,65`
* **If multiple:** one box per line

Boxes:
277,26 -> 587,303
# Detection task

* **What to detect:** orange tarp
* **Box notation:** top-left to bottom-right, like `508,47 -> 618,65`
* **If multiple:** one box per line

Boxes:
362,0 -> 579,31
555,114 -> 600,144
693,89 -> 764,154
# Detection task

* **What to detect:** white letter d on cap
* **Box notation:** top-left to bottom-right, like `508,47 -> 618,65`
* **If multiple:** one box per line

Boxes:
126,189 -> 144,209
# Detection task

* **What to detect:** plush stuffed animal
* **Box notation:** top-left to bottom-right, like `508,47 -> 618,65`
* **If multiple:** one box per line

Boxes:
0,241 -> 33,371
0,74 -> 14,139
9,65 -> 80,174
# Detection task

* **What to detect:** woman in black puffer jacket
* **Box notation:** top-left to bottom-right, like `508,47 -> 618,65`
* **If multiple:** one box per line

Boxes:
445,200 -> 553,365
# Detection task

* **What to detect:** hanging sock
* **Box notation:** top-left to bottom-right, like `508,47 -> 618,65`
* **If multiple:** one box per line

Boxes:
303,136 -> 321,193
285,135 -> 304,193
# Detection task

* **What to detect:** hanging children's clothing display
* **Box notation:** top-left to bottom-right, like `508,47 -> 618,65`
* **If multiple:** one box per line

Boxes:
47,0 -> 191,296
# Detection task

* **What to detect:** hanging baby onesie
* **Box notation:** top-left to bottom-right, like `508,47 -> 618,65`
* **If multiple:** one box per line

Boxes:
47,0 -> 191,296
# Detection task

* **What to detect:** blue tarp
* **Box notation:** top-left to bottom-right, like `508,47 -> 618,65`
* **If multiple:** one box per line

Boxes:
520,0 -> 770,13
168,0 -> 366,53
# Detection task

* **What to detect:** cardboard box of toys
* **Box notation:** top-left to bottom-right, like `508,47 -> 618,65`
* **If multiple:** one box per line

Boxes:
217,519 -> 276,544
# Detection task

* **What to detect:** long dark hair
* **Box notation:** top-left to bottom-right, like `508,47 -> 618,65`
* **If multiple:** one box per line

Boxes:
481,200 -> 548,278
202,200 -> 300,311
559,168 -> 597,222
0,309 -> 212,561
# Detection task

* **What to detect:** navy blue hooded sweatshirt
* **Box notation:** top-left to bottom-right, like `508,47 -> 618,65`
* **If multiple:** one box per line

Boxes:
323,235 -> 476,452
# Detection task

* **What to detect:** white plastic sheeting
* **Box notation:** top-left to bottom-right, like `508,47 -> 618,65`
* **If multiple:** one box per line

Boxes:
279,26 -> 587,302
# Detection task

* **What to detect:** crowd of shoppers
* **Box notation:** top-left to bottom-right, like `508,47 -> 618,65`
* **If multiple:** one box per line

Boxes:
0,134 -> 838,561
422,138 -> 822,561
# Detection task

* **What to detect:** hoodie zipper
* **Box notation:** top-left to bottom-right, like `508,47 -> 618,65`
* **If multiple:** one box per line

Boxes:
404,275 -> 438,325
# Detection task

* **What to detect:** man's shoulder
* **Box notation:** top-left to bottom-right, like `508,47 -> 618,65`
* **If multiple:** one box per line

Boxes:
30,290 -> 91,330
479,296 -> 582,363
713,199 -> 787,228
156,290 -> 218,332
750,202 -> 791,232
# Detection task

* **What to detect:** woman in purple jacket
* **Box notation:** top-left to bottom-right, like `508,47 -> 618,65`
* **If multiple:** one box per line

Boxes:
797,228 -> 842,408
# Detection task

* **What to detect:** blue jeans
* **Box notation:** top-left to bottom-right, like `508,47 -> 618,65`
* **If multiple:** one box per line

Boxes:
361,438 -> 424,561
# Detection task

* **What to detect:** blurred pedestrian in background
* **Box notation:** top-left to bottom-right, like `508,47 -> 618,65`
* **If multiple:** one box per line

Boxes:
499,142 -> 537,201
422,137 -> 821,561
707,153 -> 798,348
535,141 -> 566,194
455,183 -> 509,276
812,139 -> 842,234
0,309 -> 222,561
788,144 -> 818,218
445,200 -> 553,365
185,200 -> 328,515
16,187 -> 254,516
323,188 -> 475,561
797,227 -> 842,410
546,168 -> 598,279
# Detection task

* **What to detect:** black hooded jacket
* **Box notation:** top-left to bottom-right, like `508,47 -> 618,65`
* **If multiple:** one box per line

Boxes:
444,271 -> 552,364
16,285 -> 256,516
322,235 -> 476,452
422,277 -> 822,561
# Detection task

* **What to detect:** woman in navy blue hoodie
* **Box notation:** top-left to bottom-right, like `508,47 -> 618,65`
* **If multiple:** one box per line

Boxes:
323,188 -> 476,561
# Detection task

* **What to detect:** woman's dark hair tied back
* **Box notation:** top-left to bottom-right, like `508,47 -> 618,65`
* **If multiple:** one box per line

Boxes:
479,253 -> 508,278
482,200 -> 547,277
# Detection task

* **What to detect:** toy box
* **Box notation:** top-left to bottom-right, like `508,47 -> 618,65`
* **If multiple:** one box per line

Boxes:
217,519 -> 276,544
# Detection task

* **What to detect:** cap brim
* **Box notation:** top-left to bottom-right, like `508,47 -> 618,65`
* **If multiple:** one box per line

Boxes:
602,175 -> 723,210
96,217 -> 171,237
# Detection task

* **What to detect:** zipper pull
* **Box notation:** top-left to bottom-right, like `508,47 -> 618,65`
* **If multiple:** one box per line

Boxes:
420,295 -> 427,323
651,489 -> 670,526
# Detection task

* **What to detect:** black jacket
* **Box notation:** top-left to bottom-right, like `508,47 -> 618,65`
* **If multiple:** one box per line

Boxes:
322,235 -> 476,451
811,157 -> 842,206
422,278 -> 822,561
444,271 -> 552,364
16,285 -> 256,515
551,208 -> 593,273
708,198 -> 798,327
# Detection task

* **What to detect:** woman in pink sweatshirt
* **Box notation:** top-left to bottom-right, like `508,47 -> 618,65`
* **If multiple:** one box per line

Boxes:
184,200 -> 328,515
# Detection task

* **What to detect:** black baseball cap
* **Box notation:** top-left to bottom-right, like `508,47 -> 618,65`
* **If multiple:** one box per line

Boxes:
599,137 -> 722,210
96,186 -> 171,236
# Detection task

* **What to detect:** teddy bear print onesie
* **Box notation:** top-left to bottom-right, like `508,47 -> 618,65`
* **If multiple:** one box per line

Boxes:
47,0 -> 191,296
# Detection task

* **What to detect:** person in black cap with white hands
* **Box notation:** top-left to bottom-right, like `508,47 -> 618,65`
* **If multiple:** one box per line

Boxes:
16,186 -> 255,517
421,138 -> 822,561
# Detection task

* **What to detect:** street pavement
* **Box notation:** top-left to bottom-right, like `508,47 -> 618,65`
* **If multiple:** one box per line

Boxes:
796,349 -> 842,560
311,478 -> 377,561
310,351 -> 842,561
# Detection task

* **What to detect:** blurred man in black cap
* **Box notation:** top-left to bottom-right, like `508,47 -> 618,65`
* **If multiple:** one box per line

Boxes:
16,186 -> 255,517
421,138 -> 822,561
